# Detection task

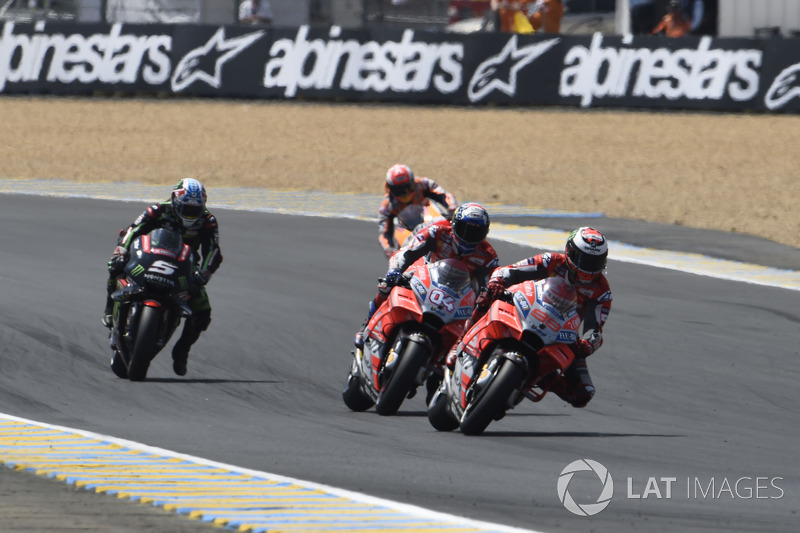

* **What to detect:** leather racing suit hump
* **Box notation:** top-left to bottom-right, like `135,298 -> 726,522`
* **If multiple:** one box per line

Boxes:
378,177 -> 457,256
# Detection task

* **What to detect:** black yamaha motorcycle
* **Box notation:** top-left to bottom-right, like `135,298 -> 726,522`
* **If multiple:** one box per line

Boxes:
108,228 -> 194,381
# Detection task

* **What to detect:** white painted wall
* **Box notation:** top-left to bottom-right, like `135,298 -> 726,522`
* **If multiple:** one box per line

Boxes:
719,0 -> 800,37
330,0 -> 363,28
75,0 -> 308,25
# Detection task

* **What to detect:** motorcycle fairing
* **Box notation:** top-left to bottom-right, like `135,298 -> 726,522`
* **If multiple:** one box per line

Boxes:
461,300 -> 523,359
366,286 -> 423,345
534,345 -> 575,379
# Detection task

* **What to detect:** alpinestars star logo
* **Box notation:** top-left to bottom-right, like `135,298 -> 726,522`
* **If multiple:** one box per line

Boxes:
171,27 -> 265,92
765,62 -> 800,110
467,36 -> 559,103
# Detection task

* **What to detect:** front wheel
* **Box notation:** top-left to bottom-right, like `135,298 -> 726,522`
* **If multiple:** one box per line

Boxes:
460,358 -> 525,436
375,339 -> 429,416
127,305 -> 163,381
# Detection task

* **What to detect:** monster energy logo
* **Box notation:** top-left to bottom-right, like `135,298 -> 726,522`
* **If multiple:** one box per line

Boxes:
131,265 -> 145,276
178,276 -> 188,290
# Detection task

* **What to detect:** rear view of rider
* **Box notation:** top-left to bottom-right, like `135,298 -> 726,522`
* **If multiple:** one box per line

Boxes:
378,164 -> 458,258
356,202 -> 499,350
449,227 -> 612,408
102,178 -> 223,376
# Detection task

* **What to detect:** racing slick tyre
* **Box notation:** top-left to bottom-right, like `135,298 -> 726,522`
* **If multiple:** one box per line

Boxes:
110,351 -> 128,379
127,305 -> 162,382
342,364 -> 374,412
427,391 -> 459,432
375,340 -> 428,416
460,357 -> 524,436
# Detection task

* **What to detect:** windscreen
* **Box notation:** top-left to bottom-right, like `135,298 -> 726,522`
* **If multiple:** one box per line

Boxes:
149,228 -> 184,255
396,204 -> 425,230
431,258 -> 471,292
540,277 -> 577,315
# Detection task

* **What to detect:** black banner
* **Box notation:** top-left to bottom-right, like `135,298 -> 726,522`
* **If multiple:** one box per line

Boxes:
2,21 -> 799,113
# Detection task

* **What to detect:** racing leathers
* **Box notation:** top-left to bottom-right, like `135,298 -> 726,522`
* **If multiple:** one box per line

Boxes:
356,218 -> 499,353
458,252 -> 611,408
104,201 -> 222,372
378,177 -> 457,258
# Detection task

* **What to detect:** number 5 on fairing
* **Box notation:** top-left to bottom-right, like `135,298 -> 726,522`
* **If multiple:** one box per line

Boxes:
148,260 -> 177,275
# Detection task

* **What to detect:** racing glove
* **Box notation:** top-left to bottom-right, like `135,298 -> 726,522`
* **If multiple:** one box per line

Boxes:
574,332 -> 602,357
384,268 -> 403,286
107,246 -> 129,274
194,269 -> 212,287
475,279 -> 506,310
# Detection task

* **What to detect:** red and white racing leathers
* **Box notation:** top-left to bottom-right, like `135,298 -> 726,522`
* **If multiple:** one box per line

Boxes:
389,219 -> 499,288
490,252 -> 612,341
486,252 -> 612,407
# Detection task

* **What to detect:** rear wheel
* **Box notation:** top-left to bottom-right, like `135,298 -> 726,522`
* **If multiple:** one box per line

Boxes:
427,390 -> 459,431
127,306 -> 162,382
375,340 -> 429,416
110,352 -> 128,379
342,361 -> 374,412
460,358 -> 525,436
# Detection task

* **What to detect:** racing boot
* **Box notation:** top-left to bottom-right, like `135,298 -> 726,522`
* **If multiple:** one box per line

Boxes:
171,342 -> 189,376
549,359 -> 595,408
445,317 -> 475,369
102,279 -> 116,328
445,344 -> 460,370
354,301 -> 379,350
172,324 -> 202,377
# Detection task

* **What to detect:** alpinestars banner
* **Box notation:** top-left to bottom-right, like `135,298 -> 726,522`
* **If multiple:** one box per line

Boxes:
2,21 -> 799,113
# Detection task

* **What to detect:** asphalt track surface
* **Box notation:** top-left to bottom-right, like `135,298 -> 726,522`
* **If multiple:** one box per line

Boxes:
1,194 -> 798,532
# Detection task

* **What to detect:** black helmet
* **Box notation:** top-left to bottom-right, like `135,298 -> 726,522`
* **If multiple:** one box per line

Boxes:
451,203 -> 490,254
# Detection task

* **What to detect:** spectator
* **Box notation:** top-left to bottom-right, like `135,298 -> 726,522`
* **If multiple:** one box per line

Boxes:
492,0 -> 536,34
528,0 -> 564,34
650,0 -> 691,37
681,0 -> 705,33
630,0 -> 657,35
239,0 -> 273,26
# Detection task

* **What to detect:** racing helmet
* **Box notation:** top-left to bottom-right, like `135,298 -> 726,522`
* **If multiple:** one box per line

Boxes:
385,164 -> 415,200
171,178 -> 207,228
451,202 -> 490,255
565,227 -> 608,284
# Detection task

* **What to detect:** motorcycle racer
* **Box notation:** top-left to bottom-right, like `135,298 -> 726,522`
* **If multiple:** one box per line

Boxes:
378,164 -> 458,258
102,178 -> 223,376
355,202 -> 499,351
447,227 -> 611,408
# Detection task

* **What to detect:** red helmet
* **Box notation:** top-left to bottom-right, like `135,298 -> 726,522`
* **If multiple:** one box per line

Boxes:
565,227 -> 608,284
385,164 -> 415,199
